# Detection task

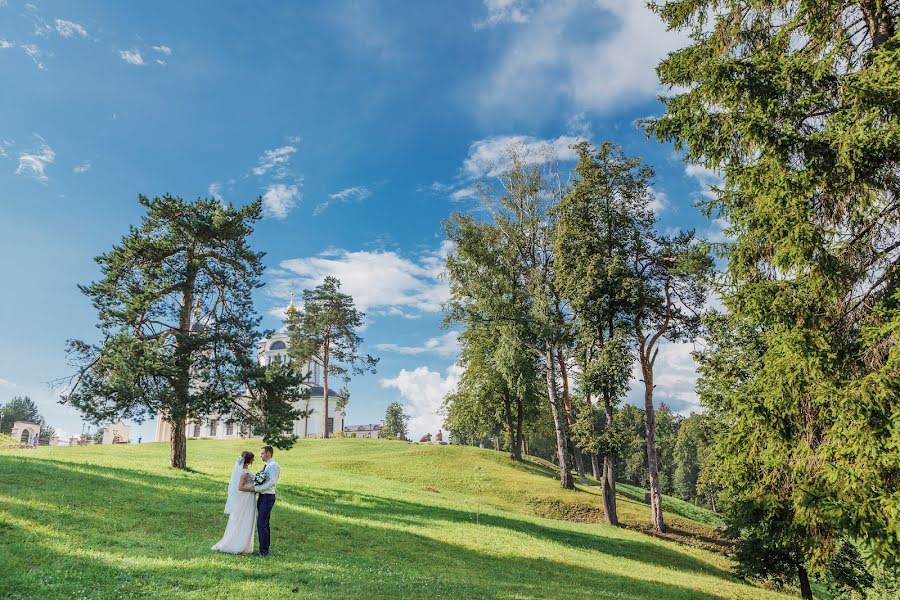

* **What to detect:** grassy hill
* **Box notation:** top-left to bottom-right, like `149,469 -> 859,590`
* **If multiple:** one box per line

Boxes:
0,433 -> 19,447
0,439 -> 797,599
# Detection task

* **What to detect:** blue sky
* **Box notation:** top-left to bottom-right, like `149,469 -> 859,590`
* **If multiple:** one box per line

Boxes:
0,1 -> 723,442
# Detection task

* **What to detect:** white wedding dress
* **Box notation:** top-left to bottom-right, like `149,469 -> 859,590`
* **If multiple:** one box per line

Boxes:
212,458 -> 256,554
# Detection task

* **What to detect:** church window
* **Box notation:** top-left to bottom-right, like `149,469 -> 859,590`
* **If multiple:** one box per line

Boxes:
270,341 -> 287,350
226,422 -> 234,436
193,422 -> 201,437
209,420 -> 218,436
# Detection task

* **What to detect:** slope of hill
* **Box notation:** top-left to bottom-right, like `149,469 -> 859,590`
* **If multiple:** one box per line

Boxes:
0,433 -> 18,446
0,439 -> 794,599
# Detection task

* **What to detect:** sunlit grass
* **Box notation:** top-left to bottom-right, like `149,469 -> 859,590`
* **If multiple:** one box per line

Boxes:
0,439 -> 795,599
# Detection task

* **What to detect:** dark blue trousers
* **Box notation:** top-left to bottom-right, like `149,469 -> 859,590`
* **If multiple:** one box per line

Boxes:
257,494 -> 276,555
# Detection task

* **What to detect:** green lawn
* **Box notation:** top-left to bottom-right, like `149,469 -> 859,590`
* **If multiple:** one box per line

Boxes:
0,439 -> 796,599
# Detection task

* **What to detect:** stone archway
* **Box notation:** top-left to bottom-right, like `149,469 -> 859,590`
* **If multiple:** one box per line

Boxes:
20,429 -> 30,443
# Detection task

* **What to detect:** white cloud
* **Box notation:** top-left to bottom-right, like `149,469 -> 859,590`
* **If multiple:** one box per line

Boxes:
315,185 -> 372,216
565,111 -> 593,139
0,139 -> 12,158
155,59 -> 166,66
253,145 -> 297,178
685,163 -> 723,200
450,186 -> 478,201
648,186 -> 668,214
275,241 -> 452,316
417,181 -> 453,194
478,1 -> 686,116
626,342 -> 702,416
54,19 -> 88,39
73,160 -> 91,174
376,331 -> 460,357
208,181 -> 223,201
151,45 -> 172,55
381,364 -> 463,439
0,376 -> 19,388
475,0 -> 532,28
0,39 -> 12,49
16,142 -> 55,182
21,43 -> 47,70
119,49 -> 145,66
262,183 -> 301,219
461,134 -> 579,179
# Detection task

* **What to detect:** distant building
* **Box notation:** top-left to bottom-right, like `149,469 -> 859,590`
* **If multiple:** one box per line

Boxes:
155,293 -> 345,442
10,420 -> 40,444
102,421 -> 131,444
343,423 -> 382,438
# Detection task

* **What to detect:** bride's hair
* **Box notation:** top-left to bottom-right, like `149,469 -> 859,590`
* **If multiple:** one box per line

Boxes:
240,451 -> 254,466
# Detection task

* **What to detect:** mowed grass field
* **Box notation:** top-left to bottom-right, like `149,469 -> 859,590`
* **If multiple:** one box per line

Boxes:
0,439 -> 795,599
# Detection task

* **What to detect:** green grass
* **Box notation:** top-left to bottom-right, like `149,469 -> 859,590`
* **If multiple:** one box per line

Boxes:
0,439 -> 797,599
615,482 -> 726,529
0,433 -> 18,446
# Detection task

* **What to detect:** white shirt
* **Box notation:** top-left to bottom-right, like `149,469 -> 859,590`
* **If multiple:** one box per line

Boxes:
254,459 -> 280,495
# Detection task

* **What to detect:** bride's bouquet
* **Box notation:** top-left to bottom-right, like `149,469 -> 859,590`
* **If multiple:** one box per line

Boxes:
253,470 -> 269,486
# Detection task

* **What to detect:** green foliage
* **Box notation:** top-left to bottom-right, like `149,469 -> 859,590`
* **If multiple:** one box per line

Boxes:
93,428 -> 105,445
0,396 -> 41,434
382,401 -> 409,441
244,362 -> 310,450
645,0 -> 900,579
61,195 -> 275,468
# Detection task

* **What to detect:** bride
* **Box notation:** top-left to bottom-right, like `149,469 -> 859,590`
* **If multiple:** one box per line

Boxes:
212,451 -> 257,554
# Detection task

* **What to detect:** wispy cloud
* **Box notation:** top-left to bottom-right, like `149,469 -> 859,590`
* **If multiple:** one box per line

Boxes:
119,49 -> 145,66
54,19 -> 89,39
0,39 -> 13,49
21,43 -> 47,70
477,1 -> 686,117
16,141 -> 55,183
684,164 -> 723,201
274,241 -> 453,316
208,181 -> 223,201
376,331 -> 460,357
73,160 -> 91,174
151,45 -> 172,55
253,144 -> 297,178
262,182 -> 301,219
474,0 -> 532,29
461,134 -> 579,179
314,185 -> 372,216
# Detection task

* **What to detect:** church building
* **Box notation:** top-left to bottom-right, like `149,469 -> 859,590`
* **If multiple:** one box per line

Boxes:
155,294 -> 344,442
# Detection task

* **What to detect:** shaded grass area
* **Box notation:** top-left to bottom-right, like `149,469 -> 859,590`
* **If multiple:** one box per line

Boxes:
0,439 -> 795,599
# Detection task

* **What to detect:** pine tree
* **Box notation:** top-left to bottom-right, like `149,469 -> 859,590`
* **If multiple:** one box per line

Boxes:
62,195 -> 302,469
286,276 -> 378,438
382,401 -> 409,441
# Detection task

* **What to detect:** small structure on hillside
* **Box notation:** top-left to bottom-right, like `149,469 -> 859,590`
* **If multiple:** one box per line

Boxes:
419,433 -> 432,443
434,430 -> 443,444
102,421 -> 131,444
343,423 -> 382,438
10,421 -> 40,445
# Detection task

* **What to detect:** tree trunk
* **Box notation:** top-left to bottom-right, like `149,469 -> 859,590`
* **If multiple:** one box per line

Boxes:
171,273 -> 196,470
513,395 -> 523,461
642,362 -> 665,532
546,346 -> 573,489
798,565 -> 813,600
322,338 -> 330,439
523,435 -> 529,457
859,0 -> 895,48
602,392 -> 618,525
502,394 -> 517,460
591,453 -> 600,481
170,417 -> 187,469
557,349 -> 585,476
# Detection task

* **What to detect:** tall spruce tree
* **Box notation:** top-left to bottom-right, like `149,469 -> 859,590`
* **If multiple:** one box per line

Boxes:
286,276 -> 377,438
645,0 -> 900,586
62,195 -> 303,469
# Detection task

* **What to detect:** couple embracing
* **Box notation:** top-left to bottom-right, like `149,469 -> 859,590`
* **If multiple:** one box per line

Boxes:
212,445 -> 281,556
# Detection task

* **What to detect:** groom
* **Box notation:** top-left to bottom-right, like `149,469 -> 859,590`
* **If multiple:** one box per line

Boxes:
253,445 -> 281,557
